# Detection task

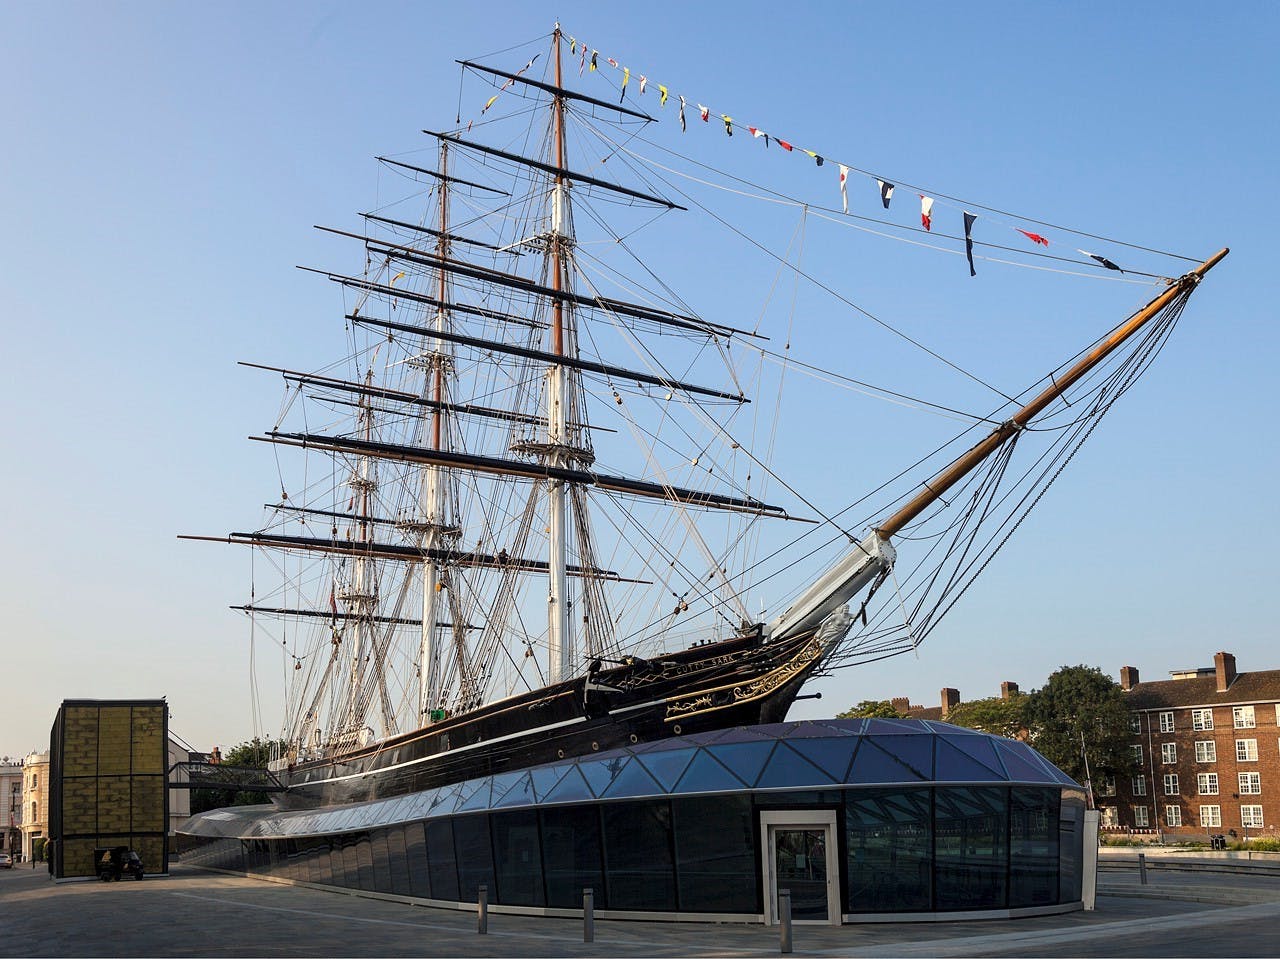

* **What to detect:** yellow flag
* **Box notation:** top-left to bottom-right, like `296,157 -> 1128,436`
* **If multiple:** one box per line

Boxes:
659,84 -> 668,106
391,271 -> 406,285
482,94 -> 498,114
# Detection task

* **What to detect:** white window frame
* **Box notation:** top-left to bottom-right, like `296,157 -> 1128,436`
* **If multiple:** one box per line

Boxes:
1161,742 -> 1177,764
1199,805 -> 1221,828
1236,739 -> 1258,762
1233,705 -> 1256,729
1192,708 -> 1214,731
1196,772 -> 1218,795
1130,744 -> 1143,765
1133,806 -> 1149,827
1128,714 -> 1142,734
1194,740 -> 1216,763
1241,806 -> 1264,829
1159,711 -> 1175,733
1239,772 -> 1261,795
1132,775 -> 1147,796
1165,805 -> 1182,827
1100,806 -> 1119,828
1163,773 -> 1179,796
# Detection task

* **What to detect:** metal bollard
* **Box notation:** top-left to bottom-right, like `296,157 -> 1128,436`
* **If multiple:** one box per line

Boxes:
1138,852 -> 1148,885
778,888 -> 793,954
583,887 -> 595,943
477,883 -> 489,934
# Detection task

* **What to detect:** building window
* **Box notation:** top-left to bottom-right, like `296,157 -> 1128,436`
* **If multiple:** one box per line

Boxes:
1133,806 -> 1149,827
1159,711 -> 1175,733
1196,773 -> 1218,795
1239,772 -> 1261,795
1165,806 -> 1182,828
1192,708 -> 1214,731
1128,714 -> 1142,734
1163,774 -> 1179,796
1200,805 -> 1222,828
1242,806 -> 1264,829
1100,806 -> 1119,828
1233,706 -> 1256,729
1096,775 -> 1116,798
1194,741 -> 1217,763
1236,739 -> 1258,762
1130,744 -> 1143,765
1132,775 -> 1147,796
1161,743 -> 1177,764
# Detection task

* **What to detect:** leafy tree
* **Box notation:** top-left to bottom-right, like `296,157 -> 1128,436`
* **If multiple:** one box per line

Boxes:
944,693 -> 1028,740
190,737 -> 287,814
837,699 -> 906,719
1023,665 -> 1135,783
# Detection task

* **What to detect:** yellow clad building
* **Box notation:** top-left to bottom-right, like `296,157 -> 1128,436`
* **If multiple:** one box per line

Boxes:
49,700 -> 169,879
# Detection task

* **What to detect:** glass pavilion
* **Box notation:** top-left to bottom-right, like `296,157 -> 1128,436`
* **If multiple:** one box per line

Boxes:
180,719 -> 1087,922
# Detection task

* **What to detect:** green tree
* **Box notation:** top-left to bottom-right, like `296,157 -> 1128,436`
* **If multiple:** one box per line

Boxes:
837,699 -> 906,719
1023,665 -> 1135,783
944,693 -> 1028,739
190,737 -> 287,814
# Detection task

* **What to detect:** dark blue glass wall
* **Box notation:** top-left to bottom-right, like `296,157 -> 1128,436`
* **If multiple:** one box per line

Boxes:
179,783 -> 1080,918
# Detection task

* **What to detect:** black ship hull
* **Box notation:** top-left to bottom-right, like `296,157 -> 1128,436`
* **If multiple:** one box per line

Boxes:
276,625 -> 826,808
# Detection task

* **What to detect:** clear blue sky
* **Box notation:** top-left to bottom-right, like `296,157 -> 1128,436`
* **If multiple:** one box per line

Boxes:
2,1 -> 1275,756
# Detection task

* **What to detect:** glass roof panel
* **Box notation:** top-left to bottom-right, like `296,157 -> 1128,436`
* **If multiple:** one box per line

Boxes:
776,721 -> 841,739
925,720 -> 982,735
600,757 -> 665,799
933,737 -> 1008,782
786,735 -> 863,782
991,741 -> 1061,784
455,777 -> 494,812
581,755 -> 630,798
491,771 -> 536,809
673,748 -> 750,793
706,740 -> 777,787
942,733 -> 1010,779
864,718 -> 930,735
756,742 -> 838,788
541,765 -> 596,805
635,748 -> 697,792
707,726 -> 777,744
847,737 -> 931,783
530,764 -> 572,802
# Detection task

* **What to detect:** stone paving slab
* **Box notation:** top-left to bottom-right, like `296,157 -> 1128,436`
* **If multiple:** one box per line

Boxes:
2,863 -> 1278,957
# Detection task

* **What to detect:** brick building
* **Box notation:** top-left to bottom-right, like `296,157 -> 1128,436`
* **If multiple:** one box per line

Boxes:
1101,651 -> 1279,840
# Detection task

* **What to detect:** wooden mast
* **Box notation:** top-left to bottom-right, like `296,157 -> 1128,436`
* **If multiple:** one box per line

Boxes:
547,25 -> 572,684
418,138 -> 451,721
874,248 -> 1229,540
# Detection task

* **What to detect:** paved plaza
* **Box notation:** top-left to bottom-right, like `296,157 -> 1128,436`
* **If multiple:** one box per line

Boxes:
2,858 -> 1278,957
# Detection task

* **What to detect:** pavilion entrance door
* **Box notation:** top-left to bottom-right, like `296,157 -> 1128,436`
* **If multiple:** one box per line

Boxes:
760,810 -> 840,925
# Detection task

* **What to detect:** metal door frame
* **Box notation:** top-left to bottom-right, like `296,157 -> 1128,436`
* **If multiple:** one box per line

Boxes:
760,809 -> 840,925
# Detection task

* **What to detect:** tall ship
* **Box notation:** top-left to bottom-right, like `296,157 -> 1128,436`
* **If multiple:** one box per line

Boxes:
184,27 -> 1225,809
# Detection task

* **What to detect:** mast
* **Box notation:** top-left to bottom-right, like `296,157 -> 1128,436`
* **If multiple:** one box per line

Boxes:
546,24 -> 572,684
767,248 -> 1229,643
340,370 -> 379,741
873,248 -> 1229,540
416,138 -> 452,720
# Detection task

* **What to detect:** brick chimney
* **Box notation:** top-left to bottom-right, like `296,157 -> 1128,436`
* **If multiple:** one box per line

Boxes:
1215,651 -> 1237,692
1000,681 -> 1019,701
1120,666 -> 1139,691
940,688 -> 960,719
891,696 -> 911,715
